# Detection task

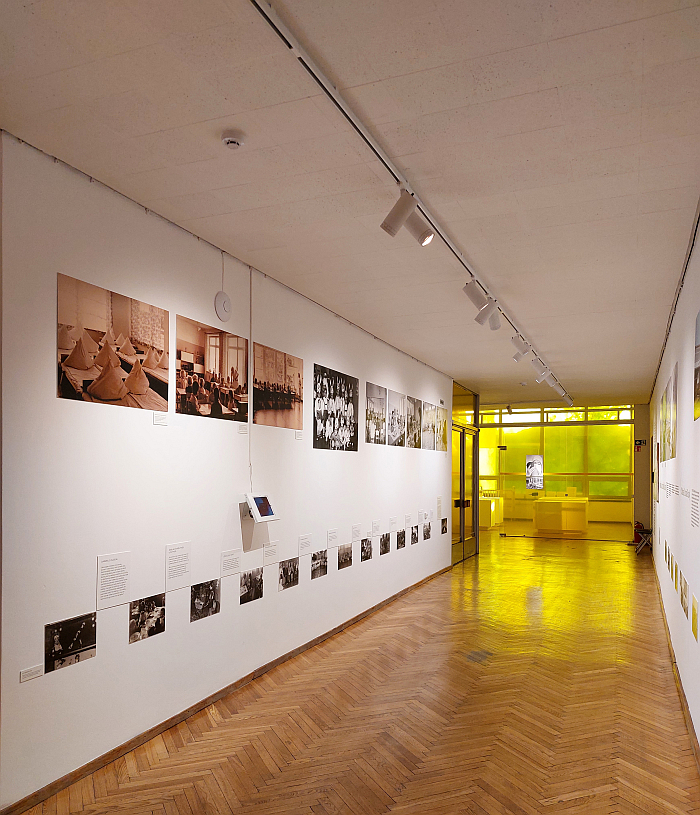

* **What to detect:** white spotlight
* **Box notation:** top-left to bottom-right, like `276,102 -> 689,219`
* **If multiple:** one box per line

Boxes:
535,369 -> 550,384
511,335 -> 531,362
552,382 -> 566,397
405,211 -> 434,246
488,308 -> 501,331
380,189 -> 416,237
543,372 -> 556,386
463,279 -> 488,310
563,395 -> 574,407
475,298 -> 498,326
530,357 -> 547,377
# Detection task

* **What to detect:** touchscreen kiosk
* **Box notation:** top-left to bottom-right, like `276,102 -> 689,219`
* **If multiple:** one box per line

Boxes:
245,494 -> 279,523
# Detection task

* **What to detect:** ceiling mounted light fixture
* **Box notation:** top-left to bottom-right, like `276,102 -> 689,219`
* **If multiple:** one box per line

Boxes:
563,395 -> 574,407
380,188 -> 416,237
405,211 -> 434,246
535,369 -> 550,384
531,357 -> 547,377
463,279 -> 488,310
552,382 -> 566,397
475,298 -> 499,328
511,334 -> 531,362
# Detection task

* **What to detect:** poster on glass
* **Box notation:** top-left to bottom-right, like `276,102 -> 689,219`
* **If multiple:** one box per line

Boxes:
176,316 -> 248,421
365,383 -> 387,444
45,612 -> 96,673
57,274 -> 168,410
422,402 -> 436,450
406,397 -> 422,448
253,343 -> 303,429
388,390 -> 406,447
313,364 -> 359,451
525,455 -> 544,490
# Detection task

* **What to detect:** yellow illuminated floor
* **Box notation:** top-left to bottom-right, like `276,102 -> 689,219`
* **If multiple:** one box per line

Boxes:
22,536 -> 700,815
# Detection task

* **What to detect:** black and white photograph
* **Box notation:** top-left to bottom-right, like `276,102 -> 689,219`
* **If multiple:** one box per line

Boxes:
436,407 -> 448,452
422,402 -> 436,450
411,525 -> 419,545
45,612 -> 96,673
338,542 -> 353,569
253,342 -> 303,429
313,364 -> 359,451
240,568 -> 263,604
361,537 -> 373,561
279,557 -> 299,591
380,532 -> 390,555
129,594 -> 165,643
388,390 -> 406,447
311,550 -> 328,579
423,522 -> 431,540
406,397 -> 422,449
525,454 -> 544,490
397,529 -> 406,549
190,579 -> 221,622
176,315 -> 248,421
441,518 -> 448,535
57,274 -> 168,410
365,382 -> 386,444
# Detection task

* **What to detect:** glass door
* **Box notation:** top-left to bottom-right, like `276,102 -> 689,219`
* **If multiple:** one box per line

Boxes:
452,426 -> 477,564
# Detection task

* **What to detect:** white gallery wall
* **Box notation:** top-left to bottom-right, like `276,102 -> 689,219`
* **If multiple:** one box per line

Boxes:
652,217 -> 700,736
0,134 -> 452,809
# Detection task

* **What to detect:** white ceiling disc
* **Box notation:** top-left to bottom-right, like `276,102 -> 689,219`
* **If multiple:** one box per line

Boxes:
215,290 -> 232,322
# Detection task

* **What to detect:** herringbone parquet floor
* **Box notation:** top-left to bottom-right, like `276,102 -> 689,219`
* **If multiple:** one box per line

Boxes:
22,535 -> 700,815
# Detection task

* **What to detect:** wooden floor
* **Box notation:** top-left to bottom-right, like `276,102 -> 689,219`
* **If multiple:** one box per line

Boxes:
23,535 -> 700,815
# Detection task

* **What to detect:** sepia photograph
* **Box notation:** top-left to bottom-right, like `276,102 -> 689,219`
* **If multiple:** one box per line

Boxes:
441,518 -> 448,535
361,537 -> 373,561
411,525 -> 419,545
660,363 -> 678,461
253,343 -> 303,429
311,550 -> 328,579
338,542 -> 353,569
57,274 -> 168,410
681,573 -> 689,618
190,580 -> 221,622
397,529 -> 406,549
388,390 -> 407,447
435,407 -> 448,452
695,311 -> 700,421
279,557 -> 299,591
240,568 -> 264,604
365,382 -> 387,444
406,397 -> 422,449
129,594 -> 165,643
176,315 -> 248,422
423,522 -> 431,540
422,402 -> 436,450
380,532 -> 390,555
313,364 -> 359,451
45,612 -> 96,673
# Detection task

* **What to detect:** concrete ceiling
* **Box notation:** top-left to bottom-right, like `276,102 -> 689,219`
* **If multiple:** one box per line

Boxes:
2,0 -> 699,404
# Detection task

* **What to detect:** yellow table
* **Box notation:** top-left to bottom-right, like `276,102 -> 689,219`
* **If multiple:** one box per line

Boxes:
533,497 -> 588,535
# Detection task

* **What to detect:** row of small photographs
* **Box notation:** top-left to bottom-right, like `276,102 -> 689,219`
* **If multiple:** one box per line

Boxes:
57,276 -> 442,444
365,382 -> 448,451
664,541 -> 699,640
44,518 -> 448,675
312,363 -> 447,452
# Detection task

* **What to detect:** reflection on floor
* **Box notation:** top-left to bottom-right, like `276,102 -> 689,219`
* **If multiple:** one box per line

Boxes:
22,535 -> 700,815
490,520 -> 634,542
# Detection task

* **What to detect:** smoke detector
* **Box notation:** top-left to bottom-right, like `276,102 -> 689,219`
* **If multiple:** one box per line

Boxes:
221,130 -> 244,150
